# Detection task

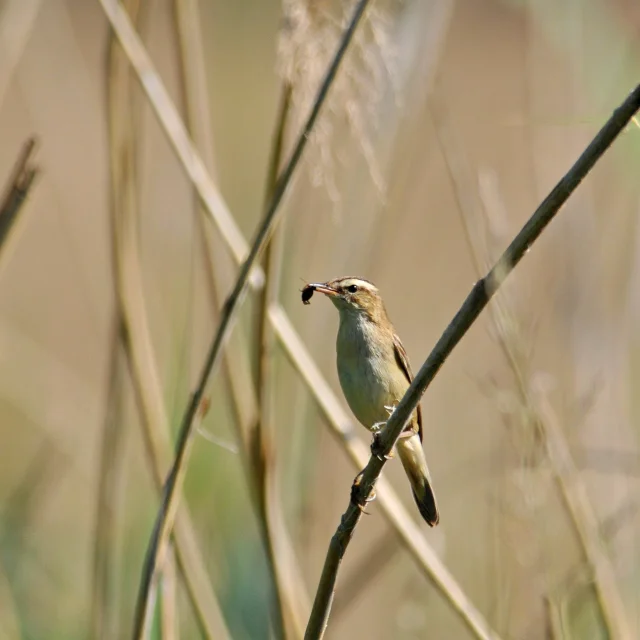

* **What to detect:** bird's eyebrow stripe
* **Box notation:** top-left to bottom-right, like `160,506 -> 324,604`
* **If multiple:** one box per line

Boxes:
338,277 -> 377,291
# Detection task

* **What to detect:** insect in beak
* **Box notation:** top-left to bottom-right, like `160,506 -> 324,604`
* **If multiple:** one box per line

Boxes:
301,282 -> 338,305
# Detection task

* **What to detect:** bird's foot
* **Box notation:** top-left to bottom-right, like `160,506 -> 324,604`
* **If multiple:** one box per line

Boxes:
370,406 -> 399,459
370,420 -> 386,434
350,471 -> 376,512
384,404 -> 396,417
371,431 -> 394,461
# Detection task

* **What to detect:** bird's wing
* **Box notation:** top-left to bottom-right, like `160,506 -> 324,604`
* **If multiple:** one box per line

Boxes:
392,333 -> 423,442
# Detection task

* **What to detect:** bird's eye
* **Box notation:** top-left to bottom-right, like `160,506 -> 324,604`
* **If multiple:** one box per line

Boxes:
347,284 -> 358,293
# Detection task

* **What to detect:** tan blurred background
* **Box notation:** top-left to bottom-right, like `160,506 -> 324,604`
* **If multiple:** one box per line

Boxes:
1,0 -> 639,638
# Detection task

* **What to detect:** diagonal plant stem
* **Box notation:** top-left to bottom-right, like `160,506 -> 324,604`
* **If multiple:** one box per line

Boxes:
434,99 -> 632,640
173,2 -> 308,636
0,137 -> 38,257
133,0 -> 373,632
303,84 -> 640,640
106,3 -> 230,637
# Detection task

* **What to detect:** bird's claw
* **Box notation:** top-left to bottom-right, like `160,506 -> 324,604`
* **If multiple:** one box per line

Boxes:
371,431 -> 393,461
370,421 -> 386,434
350,472 -> 377,512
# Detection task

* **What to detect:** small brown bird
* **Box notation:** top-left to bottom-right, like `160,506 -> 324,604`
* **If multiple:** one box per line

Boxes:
302,276 -> 439,526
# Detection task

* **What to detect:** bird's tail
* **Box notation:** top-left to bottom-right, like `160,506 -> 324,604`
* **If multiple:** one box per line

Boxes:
396,433 -> 439,527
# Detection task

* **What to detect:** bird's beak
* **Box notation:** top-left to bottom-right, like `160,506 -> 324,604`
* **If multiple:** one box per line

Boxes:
308,282 -> 338,297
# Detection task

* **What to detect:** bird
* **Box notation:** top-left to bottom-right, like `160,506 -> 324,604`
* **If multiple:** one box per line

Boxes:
302,276 -> 439,526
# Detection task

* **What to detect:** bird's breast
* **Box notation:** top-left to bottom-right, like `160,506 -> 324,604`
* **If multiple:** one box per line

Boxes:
336,314 -> 400,430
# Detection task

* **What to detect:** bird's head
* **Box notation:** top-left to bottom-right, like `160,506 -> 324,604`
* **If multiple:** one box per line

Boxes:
306,276 -> 384,319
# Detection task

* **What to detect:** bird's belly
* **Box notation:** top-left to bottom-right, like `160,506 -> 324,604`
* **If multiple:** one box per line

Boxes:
337,354 -> 396,431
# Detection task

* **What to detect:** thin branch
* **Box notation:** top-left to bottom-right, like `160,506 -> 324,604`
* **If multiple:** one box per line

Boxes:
0,137 -> 38,252
132,385 -> 205,640
106,4 -> 229,638
435,97 -> 632,640
173,3 -> 307,636
303,84 -> 640,640
133,0 -> 373,632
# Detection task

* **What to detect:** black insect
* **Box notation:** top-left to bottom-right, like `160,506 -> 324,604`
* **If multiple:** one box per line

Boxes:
301,284 -> 315,305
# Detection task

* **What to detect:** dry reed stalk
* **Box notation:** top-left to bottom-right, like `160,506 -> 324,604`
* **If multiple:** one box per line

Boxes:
304,85 -> 640,640
173,2 -> 308,636
106,2 -> 229,637
160,553 -> 178,640
433,99 -> 633,640
0,137 -> 38,263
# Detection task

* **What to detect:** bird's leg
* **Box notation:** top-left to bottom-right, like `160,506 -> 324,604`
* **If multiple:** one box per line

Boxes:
371,405 -> 398,460
350,471 -> 377,512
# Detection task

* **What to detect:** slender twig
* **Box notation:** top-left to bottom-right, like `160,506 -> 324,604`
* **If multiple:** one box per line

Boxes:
173,3 -> 307,636
133,0 -> 372,631
435,99 -> 632,640
107,6 -> 229,638
303,84 -> 640,640
0,137 -> 38,252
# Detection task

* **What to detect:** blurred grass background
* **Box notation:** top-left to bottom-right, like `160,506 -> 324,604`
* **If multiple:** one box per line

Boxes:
0,0 -> 640,638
